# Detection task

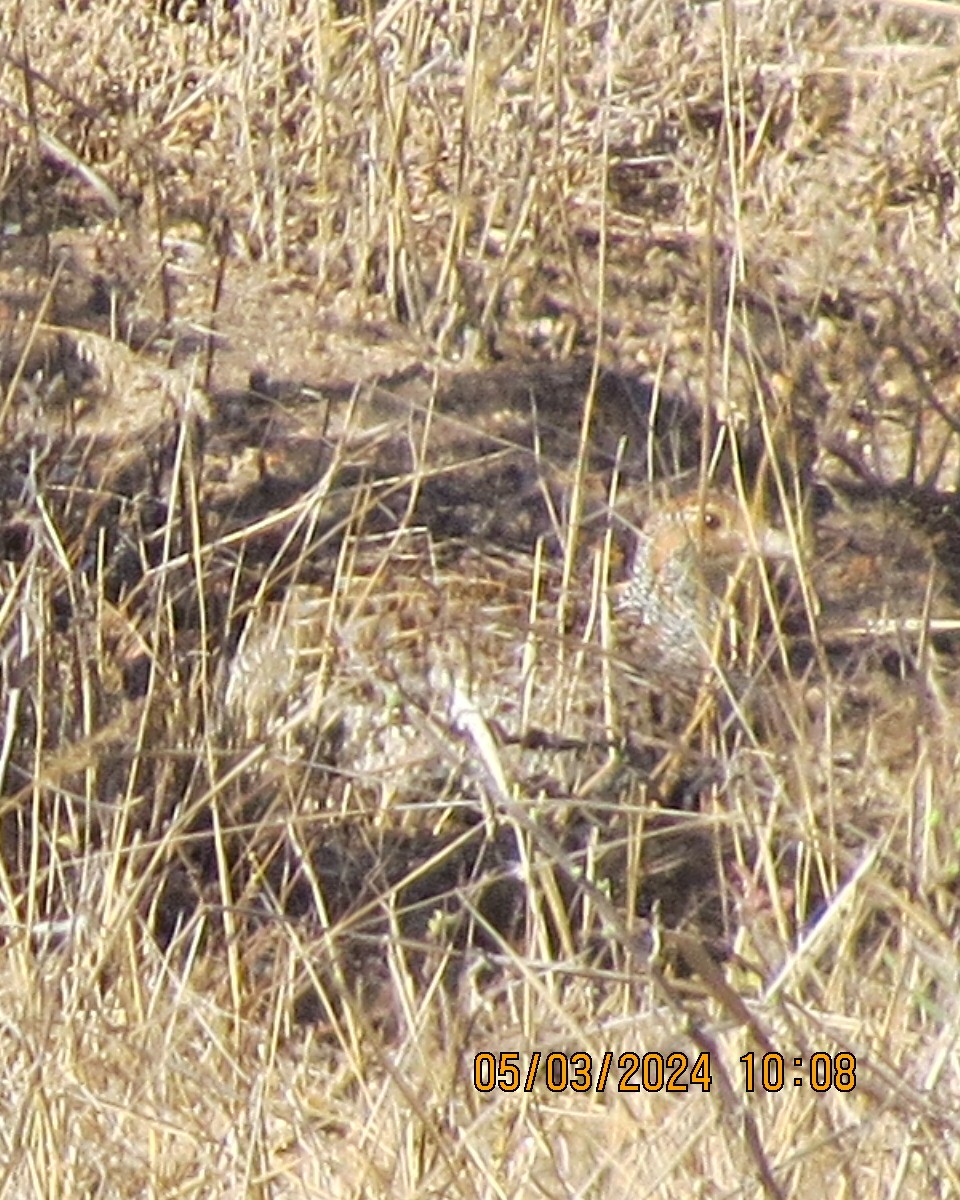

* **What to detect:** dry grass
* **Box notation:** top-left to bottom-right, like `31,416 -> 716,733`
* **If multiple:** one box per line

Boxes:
0,0 -> 959,1196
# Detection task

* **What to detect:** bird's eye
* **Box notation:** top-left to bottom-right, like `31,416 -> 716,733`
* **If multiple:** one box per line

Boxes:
702,509 -> 722,530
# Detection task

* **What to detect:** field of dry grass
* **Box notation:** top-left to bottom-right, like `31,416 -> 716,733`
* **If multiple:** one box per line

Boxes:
1,0 -> 960,1195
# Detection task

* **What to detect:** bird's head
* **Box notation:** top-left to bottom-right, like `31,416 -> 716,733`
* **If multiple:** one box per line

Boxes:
619,489 -> 792,670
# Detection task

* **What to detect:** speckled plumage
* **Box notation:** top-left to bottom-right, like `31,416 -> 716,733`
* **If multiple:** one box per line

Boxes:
618,490 -> 791,676
223,489 -> 791,807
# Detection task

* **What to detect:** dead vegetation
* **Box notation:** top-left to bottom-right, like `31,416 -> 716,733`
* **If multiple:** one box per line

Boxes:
0,0 -> 959,1195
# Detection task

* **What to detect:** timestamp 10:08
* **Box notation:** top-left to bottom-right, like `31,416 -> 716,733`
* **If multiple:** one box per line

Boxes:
741,1052 -> 857,1093
473,1050 -> 857,1094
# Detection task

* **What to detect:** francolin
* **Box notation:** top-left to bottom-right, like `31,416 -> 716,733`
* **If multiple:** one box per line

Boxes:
618,488 -> 792,684
224,486 -> 791,807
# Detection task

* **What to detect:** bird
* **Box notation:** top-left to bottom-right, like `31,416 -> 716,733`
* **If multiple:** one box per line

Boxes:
617,487 -> 793,685
222,486 -> 793,809
223,533 -> 621,806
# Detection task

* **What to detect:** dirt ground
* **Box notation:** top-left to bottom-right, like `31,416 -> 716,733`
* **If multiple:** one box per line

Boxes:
1,1 -> 960,1196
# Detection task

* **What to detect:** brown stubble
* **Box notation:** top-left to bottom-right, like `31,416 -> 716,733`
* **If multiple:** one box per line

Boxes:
0,1 -> 959,1196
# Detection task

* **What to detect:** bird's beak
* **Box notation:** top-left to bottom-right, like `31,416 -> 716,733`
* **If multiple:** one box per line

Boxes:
756,525 -> 794,561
